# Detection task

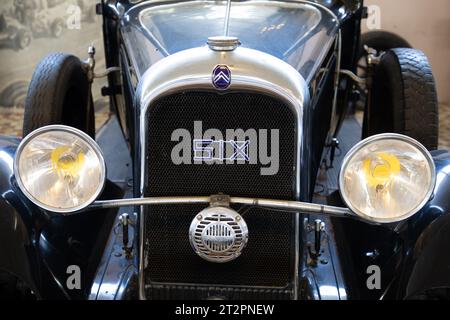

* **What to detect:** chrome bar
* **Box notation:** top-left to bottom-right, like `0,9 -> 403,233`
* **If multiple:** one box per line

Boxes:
89,196 -> 353,218
223,0 -> 232,36
89,196 -> 211,209
230,197 -> 353,218
339,69 -> 366,84
94,67 -> 121,79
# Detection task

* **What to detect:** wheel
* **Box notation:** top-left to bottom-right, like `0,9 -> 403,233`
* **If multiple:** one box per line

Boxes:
23,53 -> 95,138
363,48 -> 439,150
355,31 -> 412,111
15,29 -> 31,50
0,80 -> 29,108
51,19 -> 64,38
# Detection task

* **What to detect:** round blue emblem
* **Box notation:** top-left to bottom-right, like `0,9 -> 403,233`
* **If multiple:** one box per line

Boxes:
212,65 -> 231,89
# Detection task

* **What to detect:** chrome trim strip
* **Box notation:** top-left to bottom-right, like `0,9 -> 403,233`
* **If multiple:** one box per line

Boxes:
136,45 -> 309,300
294,212 -> 300,299
328,30 -> 342,141
89,196 -> 353,218
137,11 -> 170,56
92,196 -> 210,208
283,5 -> 322,57
138,203 -> 145,300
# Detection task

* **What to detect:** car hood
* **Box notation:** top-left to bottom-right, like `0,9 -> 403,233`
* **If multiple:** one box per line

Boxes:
121,0 -> 339,83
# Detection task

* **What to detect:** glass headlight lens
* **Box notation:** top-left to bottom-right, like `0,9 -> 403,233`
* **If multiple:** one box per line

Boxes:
339,134 -> 435,223
14,125 -> 106,213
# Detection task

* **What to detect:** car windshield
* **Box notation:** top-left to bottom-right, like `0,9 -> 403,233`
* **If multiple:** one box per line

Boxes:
122,0 -> 339,80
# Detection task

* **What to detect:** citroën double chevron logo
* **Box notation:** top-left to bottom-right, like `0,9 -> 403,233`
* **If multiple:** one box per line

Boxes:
212,65 -> 231,89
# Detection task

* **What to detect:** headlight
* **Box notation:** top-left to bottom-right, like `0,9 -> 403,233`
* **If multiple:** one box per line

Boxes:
14,125 -> 106,213
339,134 -> 435,223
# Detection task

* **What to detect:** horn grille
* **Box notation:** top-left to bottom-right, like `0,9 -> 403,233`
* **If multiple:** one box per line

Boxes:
189,207 -> 248,263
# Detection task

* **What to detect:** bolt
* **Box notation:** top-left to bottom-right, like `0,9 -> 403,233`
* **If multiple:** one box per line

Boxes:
315,219 -> 323,232
197,215 -> 203,220
320,222 -> 325,231
119,213 -> 129,226
236,215 -> 241,221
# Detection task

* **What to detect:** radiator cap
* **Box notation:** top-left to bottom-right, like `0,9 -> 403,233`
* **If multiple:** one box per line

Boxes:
207,36 -> 241,51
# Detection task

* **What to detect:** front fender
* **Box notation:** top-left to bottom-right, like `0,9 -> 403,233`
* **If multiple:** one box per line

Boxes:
398,150 -> 450,298
331,150 -> 450,300
406,214 -> 450,298
0,136 -> 44,297
0,135 -> 124,299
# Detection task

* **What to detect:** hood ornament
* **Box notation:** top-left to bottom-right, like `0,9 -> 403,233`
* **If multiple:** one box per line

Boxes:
212,65 -> 231,90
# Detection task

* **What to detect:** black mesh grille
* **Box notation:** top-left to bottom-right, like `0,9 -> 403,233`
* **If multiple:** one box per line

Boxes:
144,91 -> 297,297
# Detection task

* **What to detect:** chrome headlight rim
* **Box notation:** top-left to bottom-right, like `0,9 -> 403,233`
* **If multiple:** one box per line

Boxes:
339,133 -> 436,224
14,125 -> 106,214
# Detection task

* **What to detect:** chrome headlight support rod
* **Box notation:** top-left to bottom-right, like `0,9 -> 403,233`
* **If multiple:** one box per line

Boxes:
88,194 -> 354,219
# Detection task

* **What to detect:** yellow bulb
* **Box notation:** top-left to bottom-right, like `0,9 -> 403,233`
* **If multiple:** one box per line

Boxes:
51,146 -> 85,177
363,152 -> 401,188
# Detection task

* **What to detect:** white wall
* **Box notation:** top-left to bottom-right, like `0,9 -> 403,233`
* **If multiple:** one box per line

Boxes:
362,0 -> 450,104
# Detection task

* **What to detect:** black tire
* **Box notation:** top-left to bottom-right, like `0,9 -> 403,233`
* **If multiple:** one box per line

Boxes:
355,31 -> 412,111
23,53 -> 95,138
363,48 -> 439,150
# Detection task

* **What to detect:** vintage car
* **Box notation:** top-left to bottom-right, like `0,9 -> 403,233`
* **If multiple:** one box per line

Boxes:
0,0 -> 449,300
12,0 -> 67,39
0,11 -> 31,49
